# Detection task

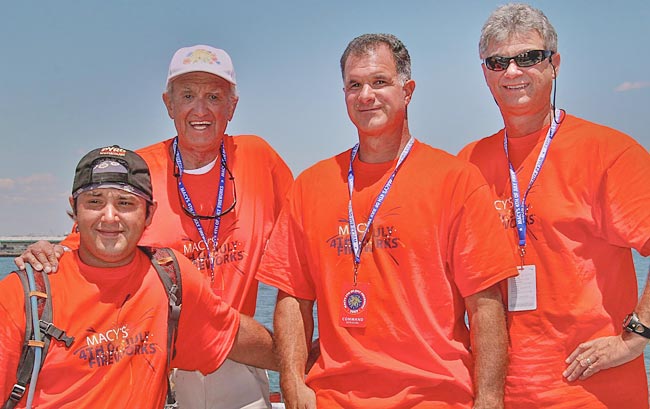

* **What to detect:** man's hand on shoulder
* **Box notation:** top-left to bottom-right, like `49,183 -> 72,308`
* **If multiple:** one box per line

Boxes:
14,241 -> 67,273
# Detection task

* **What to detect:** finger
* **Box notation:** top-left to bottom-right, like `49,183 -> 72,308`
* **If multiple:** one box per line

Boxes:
32,249 -> 57,273
565,344 -> 589,363
562,359 -> 581,380
13,256 -> 26,271
46,248 -> 63,273
563,355 -> 591,381
579,362 -> 600,380
16,252 -> 44,272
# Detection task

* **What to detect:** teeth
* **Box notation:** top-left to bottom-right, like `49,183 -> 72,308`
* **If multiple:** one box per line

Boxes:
506,84 -> 527,90
190,121 -> 211,130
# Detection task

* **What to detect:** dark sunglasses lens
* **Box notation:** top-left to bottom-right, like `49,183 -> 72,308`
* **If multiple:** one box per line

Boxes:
485,50 -> 549,71
485,56 -> 509,71
515,50 -> 544,67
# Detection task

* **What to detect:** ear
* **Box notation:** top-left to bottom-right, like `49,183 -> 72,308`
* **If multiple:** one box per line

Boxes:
403,79 -> 416,105
145,201 -> 158,227
68,196 -> 77,220
162,92 -> 174,119
227,96 -> 239,122
550,52 -> 561,78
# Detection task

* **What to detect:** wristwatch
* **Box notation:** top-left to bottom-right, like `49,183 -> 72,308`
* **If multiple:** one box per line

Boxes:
623,312 -> 650,339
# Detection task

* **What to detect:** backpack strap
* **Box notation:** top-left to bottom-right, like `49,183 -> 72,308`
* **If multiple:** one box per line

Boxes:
139,246 -> 182,409
3,270 -> 74,409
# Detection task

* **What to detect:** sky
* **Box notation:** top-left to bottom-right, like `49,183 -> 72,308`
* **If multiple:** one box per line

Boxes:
1,0 -> 648,236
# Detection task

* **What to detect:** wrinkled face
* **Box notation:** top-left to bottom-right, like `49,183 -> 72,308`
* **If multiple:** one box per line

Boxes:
163,72 -> 238,151
482,30 -> 559,118
72,188 -> 156,267
343,44 -> 414,137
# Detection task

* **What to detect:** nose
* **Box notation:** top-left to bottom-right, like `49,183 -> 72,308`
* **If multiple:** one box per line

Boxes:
358,84 -> 375,104
504,59 -> 522,77
192,97 -> 209,115
101,203 -> 119,222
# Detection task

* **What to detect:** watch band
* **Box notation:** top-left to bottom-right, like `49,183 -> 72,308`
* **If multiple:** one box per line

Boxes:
623,312 -> 650,339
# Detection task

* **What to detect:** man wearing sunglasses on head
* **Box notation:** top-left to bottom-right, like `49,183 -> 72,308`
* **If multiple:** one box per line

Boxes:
458,4 -> 650,408
15,45 -> 293,409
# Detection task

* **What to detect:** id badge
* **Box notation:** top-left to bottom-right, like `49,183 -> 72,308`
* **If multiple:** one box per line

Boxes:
339,282 -> 370,328
507,265 -> 537,312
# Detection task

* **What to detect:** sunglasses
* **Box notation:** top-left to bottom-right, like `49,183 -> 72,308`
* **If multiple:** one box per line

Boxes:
484,50 -> 554,71
174,159 -> 237,220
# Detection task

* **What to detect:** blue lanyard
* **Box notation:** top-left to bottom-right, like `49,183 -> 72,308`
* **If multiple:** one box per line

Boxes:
173,137 -> 227,281
347,137 -> 415,284
503,109 -> 562,261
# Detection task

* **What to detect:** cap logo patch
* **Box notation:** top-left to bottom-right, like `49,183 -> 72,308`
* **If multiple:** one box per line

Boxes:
183,49 -> 219,65
99,146 -> 127,157
93,160 -> 128,174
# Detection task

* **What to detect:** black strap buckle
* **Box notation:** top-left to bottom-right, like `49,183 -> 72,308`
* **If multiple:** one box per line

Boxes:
9,384 -> 26,402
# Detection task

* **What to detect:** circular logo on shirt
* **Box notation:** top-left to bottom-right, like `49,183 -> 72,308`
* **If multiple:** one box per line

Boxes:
343,288 -> 367,314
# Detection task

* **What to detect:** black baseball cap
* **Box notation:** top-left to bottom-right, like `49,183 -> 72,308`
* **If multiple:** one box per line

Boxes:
72,145 -> 153,202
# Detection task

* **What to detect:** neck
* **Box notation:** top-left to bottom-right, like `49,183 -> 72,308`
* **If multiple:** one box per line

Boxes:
503,107 -> 553,138
357,125 -> 411,164
173,137 -> 223,170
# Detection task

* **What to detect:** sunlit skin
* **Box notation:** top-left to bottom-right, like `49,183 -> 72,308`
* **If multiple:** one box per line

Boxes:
482,31 -> 560,137
71,189 -> 156,268
162,72 -> 238,169
343,44 -> 415,163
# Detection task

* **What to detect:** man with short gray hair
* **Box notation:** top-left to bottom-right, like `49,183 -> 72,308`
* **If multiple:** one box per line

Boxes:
459,3 -> 650,407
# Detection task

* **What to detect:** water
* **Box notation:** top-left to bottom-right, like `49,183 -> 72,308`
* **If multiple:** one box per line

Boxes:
1,253 -> 648,394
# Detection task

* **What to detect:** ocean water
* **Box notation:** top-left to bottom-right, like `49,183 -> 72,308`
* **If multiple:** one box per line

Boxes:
1,253 -> 648,394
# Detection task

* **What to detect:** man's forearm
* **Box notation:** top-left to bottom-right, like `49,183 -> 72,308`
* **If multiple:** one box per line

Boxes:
227,314 -> 278,371
466,285 -> 508,408
274,291 -> 315,405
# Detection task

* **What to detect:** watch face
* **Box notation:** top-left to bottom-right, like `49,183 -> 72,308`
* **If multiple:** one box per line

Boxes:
624,313 -> 638,332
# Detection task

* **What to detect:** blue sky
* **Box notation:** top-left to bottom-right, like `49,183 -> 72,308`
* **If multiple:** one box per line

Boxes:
1,1 -> 648,235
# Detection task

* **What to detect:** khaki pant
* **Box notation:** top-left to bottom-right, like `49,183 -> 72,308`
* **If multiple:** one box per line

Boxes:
173,359 -> 271,409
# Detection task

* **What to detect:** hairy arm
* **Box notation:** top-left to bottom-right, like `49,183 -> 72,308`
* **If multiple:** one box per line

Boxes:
227,314 -> 278,371
275,290 -> 316,409
564,266 -> 650,381
466,284 -> 507,409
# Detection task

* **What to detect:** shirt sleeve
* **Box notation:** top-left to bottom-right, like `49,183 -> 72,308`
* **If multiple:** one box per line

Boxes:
257,181 -> 316,300
596,143 -> 650,256
0,275 -> 29,399
446,166 -> 519,297
171,252 -> 240,374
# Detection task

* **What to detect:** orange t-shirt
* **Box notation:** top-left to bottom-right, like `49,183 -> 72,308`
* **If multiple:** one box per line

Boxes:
0,249 -> 239,408
258,140 -> 518,408
459,114 -> 650,408
64,135 -> 293,316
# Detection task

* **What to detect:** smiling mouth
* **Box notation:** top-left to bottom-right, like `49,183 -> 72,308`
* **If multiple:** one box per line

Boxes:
358,107 -> 380,112
504,84 -> 528,90
190,121 -> 211,130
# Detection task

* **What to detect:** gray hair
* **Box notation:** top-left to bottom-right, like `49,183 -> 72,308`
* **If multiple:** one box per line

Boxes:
340,33 -> 411,84
479,3 -> 558,58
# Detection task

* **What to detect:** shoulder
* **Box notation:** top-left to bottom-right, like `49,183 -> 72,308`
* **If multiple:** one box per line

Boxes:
457,130 -> 504,164
412,139 -> 486,180
136,139 -> 173,169
229,134 -> 278,155
559,114 -> 646,164
295,149 -> 350,185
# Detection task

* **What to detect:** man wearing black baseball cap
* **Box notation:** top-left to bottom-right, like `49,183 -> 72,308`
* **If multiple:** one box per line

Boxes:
16,45 -> 292,408
0,145 -> 277,408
